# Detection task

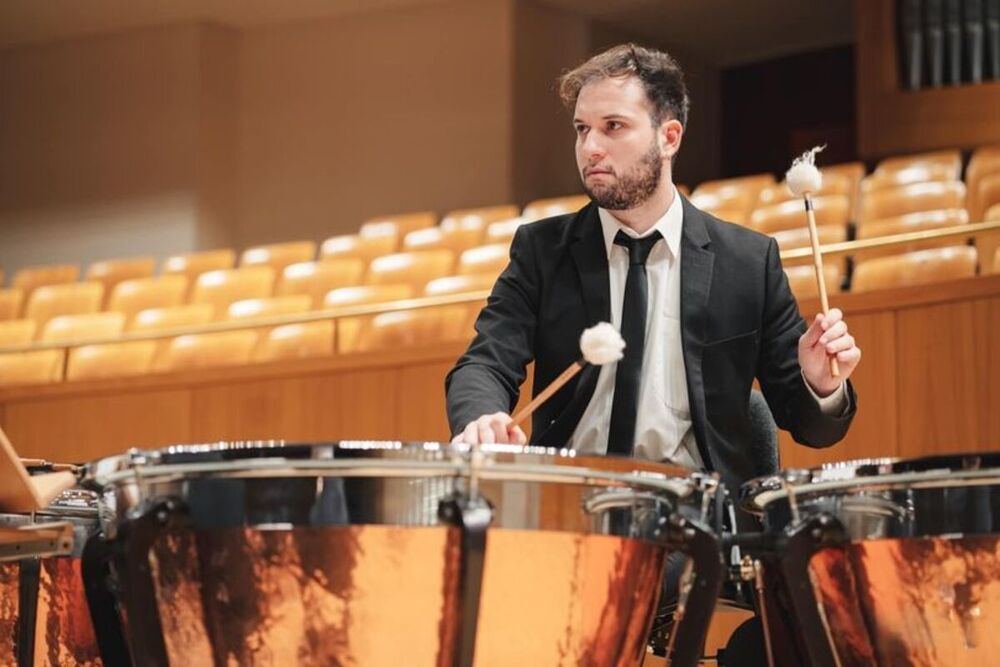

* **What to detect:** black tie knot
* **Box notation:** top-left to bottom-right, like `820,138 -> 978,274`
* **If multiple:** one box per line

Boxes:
614,230 -> 662,266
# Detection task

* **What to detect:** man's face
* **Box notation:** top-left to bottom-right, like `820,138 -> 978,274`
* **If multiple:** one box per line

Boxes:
573,76 -> 678,210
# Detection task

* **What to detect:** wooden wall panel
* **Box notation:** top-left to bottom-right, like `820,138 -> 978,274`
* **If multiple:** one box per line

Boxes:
1,388 -> 191,462
396,361 -> 454,442
896,298 -> 1000,456
189,369 -> 399,444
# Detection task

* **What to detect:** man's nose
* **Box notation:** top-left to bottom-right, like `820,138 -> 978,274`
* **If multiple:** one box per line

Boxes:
581,132 -> 605,160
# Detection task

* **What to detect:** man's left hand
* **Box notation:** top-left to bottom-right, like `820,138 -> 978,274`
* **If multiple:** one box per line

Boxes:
798,308 -> 861,397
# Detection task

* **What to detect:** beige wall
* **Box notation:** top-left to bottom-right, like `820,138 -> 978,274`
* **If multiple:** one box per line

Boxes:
236,0 -> 515,247
511,1 -> 589,204
0,24 -> 213,275
0,1 -> 722,276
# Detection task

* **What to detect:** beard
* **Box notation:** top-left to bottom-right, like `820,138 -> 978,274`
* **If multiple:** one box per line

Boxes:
582,141 -> 663,210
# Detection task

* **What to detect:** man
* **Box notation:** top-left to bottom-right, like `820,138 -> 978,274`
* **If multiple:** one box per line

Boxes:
445,44 -> 860,496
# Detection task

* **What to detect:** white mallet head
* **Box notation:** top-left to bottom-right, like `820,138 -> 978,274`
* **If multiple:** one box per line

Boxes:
785,145 -> 825,197
580,322 -> 625,365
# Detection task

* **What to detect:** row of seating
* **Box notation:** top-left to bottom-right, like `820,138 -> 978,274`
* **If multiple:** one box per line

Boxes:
2,244 -> 994,388
690,146 -> 1000,228
0,299 -> 483,385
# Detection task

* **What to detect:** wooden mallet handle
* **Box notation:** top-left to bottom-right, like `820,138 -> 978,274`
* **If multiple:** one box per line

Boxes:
804,193 -> 839,378
509,361 -> 585,429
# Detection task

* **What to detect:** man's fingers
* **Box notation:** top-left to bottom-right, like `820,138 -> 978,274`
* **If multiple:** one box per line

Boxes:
837,346 -> 861,364
460,421 -> 479,444
822,308 -> 843,328
478,420 -> 496,444
509,425 -> 528,445
824,334 -> 855,355
800,313 -> 825,347
489,416 -> 509,443
819,321 -> 848,345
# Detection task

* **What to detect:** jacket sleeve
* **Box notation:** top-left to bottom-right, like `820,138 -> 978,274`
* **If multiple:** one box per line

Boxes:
445,224 -> 541,436
756,237 -> 856,447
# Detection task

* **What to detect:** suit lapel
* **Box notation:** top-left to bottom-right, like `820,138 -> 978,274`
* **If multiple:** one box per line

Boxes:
535,205 -> 608,445
569,205 -> 611,327
679,198 -> 716,468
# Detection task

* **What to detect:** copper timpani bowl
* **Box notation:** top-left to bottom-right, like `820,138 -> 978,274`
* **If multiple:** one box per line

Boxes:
0,476 -> 101,667
742,452 -> 1000,667
83,441 -> 724,667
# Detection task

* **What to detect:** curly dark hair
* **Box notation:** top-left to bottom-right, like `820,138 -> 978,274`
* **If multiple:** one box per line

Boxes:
558,43 -> 690,128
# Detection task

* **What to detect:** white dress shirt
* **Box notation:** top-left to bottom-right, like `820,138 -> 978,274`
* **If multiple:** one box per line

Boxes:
568,186 -> 846,468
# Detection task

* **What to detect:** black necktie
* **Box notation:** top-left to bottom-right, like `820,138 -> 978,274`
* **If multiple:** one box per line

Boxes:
608,230 -> 662,456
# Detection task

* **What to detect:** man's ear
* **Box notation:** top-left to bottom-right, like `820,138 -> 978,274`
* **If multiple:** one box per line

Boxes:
660,118 -> 683,159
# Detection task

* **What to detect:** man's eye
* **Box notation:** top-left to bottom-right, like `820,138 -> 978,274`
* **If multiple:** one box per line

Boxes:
607,121 -> 622,131
575,125 -> 588,135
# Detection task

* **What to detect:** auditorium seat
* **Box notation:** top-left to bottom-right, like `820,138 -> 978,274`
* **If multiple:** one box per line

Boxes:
854,209 -> 970,261
756,173 -> 853,208
0,289 -> 24,320
0,351 -> 63,387
441,204 -> 520,228
994,247 -> 1000,274
770,225 -> 848,276
822,162 -> 867,221
320,233 -> 398,264
240,240 -> 317,276
858,181 -> 966,224
24,282 -> 104,335
861,163 -> 959,193
324,284 -> 414,353
153,330 -> 259,373
457,244 -> 509,277
692,173 -> 776,199
85,256 -> 156,307
749,195 -> 850,235
254,321 -> 335,362
690,188 -> 757,224
770,225 -> 848,252
130,304 -> 215,372
424,274 -> 496,341
66,341 -> 157,381
276,259 -> 365,308
226,295 -> 312,335
108,275 -> 188,324
966,145 -> 1000,220
0,319 -> 36,347
41,312 -> 125,344
162,249 -> 236,290
874,149 -> 962,179
227,294 -> 312,320
484,217 -> 525,245
677,184 -> 691,197
190,267 -> 275,319
851,246 -> 978,293
129,304 -> 215,333
366,249 -> 455,290
784,264 -> 843,302
354,309 -> 456,352
402,225 -> 483,255
359,211 -> 437,241
12,264 -> 80,298
973,172 -> 1000,223
522,194 -> 590,221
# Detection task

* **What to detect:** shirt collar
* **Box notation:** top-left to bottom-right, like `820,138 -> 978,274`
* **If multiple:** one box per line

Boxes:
598,185 -> 683,262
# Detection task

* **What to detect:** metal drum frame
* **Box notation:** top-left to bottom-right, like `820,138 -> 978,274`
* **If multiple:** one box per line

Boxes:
82,441 -> 726,667
739,453 -> 1000,667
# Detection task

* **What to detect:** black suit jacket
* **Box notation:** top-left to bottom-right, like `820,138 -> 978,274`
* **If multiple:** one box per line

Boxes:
445,198 -> 856,494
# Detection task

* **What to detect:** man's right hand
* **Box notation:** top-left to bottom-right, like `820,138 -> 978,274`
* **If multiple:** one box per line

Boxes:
451,412 -> 527,445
